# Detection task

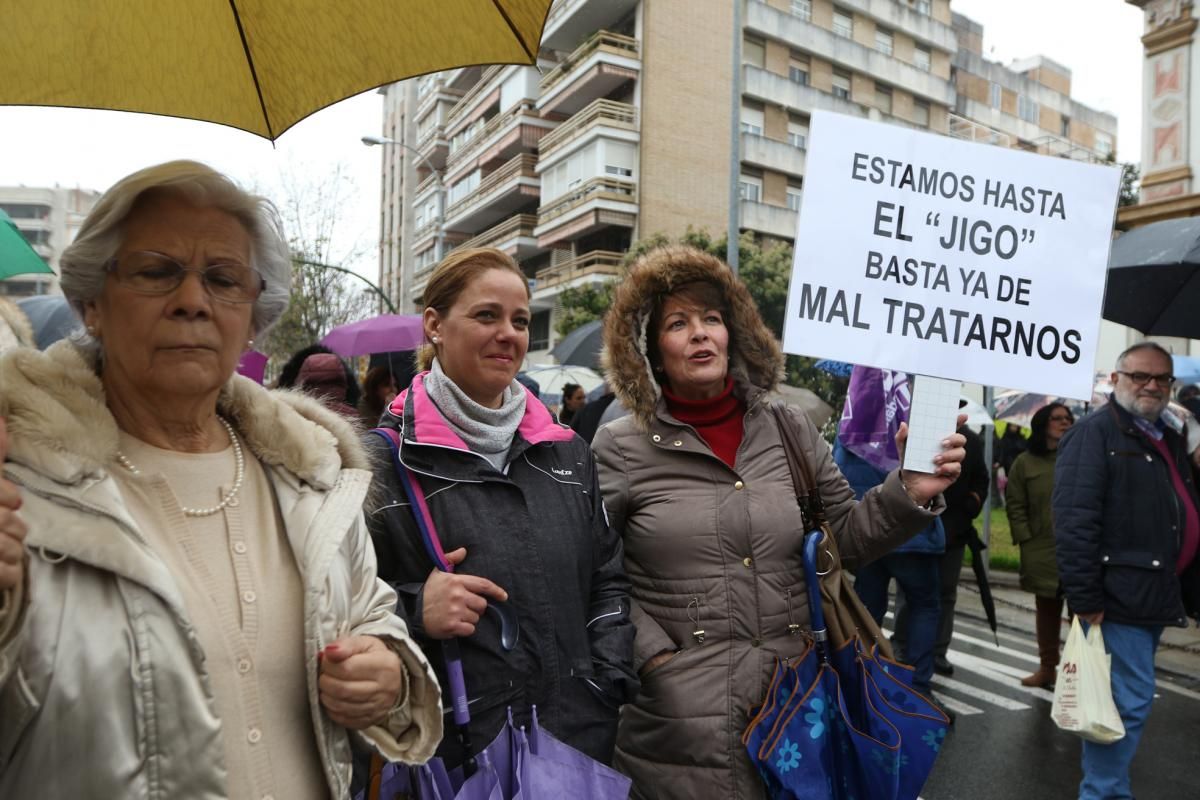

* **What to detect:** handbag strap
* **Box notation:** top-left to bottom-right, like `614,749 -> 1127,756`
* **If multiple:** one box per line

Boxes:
770,403 -> 827,529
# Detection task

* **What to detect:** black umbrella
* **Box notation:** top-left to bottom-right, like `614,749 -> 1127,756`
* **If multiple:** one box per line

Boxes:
1105,218 -> 1200,337
549,319 -> 603,370
964,528 -> 1000,646
15,295 -> 79,350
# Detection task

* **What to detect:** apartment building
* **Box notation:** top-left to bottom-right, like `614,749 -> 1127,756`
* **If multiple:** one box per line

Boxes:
374,0 -> 1117,362
0,186 -> 99,298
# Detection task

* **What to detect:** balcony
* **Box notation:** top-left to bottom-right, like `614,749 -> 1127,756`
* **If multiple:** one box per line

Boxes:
416,125 -> 450,171
443,153 -> 540,234
454,213 -> 541,258
446,102 -> 554,179
532,250 -> 624,299
743,65 -> 867,118
538,99 -> 638,163
541,0 -> 640,51
833,0 -> 956,52
444,65 -> 505,132
534,177 -> 636,248
948,112 -> 1012,148
740,200 -> 799,240
744,1 -> 954,106
538,31 -> 640,117
741,133 -> 807,178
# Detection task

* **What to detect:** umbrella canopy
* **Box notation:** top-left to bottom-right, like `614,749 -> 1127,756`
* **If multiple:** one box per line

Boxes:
770,384 -> 834,429
958,396 -> 994,429
5,1 -> 552,141
521,364 -> 603,403
993,390 -> 1087,430
1173,354 -> 1200,386
321,314 -> 424,357
1,209 -> 54,281
14,294 -> 78,349
549,320 -> 602,371
1105,217 -> 1200,337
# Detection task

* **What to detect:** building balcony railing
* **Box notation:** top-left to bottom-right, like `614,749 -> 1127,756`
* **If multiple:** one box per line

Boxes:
533,250 -> 624,294
744,0 -> 954,106
834,0 -> 957,52
947,112 -> 1012,148
537,99 -> 638,161
445,153 -> 540,219
740,199 -> 799,240
743,65 -> 868,119
414,172 -> 440,204
541,0 -> 640,51
540,30 -> 639,93
538,177 -> 636,225
445,65 -> 505,131
446,101 -> 547,174
741,132 -> 807,178
455,213 -> 540,253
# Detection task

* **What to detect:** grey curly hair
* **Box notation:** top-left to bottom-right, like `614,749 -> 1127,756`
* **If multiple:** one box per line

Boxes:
59,160 -> 292,355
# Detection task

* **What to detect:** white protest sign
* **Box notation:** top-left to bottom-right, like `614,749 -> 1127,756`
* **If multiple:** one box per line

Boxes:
782,111 -> 1121,400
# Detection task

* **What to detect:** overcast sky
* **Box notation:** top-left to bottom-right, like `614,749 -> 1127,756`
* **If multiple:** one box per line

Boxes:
0,1 -> 1145,280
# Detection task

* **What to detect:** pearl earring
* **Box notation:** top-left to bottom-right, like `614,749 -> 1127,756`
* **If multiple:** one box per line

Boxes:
246,339 -> 254,348
431,336 -> 440,344
86,325 -> 96,335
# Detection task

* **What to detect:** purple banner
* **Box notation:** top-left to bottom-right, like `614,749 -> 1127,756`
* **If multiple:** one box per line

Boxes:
837,366 -> 911,472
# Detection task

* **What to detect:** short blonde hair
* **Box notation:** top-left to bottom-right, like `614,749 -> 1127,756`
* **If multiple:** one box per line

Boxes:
416,247 -> 529,371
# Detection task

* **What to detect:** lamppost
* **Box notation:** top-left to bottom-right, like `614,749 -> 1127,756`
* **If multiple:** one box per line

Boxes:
362,135 -> 446,264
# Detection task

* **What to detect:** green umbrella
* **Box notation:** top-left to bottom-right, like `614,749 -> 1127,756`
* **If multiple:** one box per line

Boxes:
0,209 -> 54,281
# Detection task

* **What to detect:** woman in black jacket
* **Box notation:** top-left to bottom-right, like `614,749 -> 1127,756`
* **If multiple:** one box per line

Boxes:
364,247 -> 637,768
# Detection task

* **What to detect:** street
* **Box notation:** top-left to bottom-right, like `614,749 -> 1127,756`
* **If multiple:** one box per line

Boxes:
906,579 -> 1200,799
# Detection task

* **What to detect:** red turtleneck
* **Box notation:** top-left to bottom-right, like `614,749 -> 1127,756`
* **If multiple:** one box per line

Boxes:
662,378 -> 746,469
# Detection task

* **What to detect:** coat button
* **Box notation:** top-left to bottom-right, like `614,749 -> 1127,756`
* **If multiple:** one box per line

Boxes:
1102,555 -> 1110,563
743,556 -> 753,568
734,480 -> 745,490
652,434 -> 661,442
247,727 -> 262,744
1152,559 -> 1161,567
751,638 -> 761,647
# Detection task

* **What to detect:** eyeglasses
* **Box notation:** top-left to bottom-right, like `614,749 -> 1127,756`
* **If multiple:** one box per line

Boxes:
1116,371 -> 1175,388
106,251 -> 265,304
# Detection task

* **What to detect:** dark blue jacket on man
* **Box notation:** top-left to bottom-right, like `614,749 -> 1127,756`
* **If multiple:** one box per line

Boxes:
1053,400 -> 1200,628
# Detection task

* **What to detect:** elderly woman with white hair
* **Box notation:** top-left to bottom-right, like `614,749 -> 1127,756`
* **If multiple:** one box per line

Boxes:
0,161 -> 441,799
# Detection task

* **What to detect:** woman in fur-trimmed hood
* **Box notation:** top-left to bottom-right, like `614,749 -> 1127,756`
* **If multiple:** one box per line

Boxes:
592,245 -> 966,799
0,161 -> 441,800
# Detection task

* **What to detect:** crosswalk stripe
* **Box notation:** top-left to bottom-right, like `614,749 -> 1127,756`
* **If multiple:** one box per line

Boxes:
931,675 -> 1031,711
932,693 -> 983,716
945,650 -> 1057,703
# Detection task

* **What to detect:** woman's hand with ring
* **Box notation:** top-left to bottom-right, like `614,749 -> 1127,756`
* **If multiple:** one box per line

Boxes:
318,635 -> 405,729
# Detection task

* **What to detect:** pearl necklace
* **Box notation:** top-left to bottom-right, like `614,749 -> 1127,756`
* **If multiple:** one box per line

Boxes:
115,416 -> 246,517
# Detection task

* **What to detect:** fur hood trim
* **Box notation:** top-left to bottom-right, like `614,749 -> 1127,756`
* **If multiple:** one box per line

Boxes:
601,245 -> 783,430
0,341 -> 368,489
0,297 -> 35,350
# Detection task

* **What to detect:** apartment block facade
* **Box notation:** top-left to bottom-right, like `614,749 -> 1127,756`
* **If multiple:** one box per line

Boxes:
374,0 -> 1118,362
0,186 -> 99,298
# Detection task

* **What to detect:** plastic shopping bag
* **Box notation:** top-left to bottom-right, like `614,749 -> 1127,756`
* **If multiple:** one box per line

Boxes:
1050,616 -> 1125,744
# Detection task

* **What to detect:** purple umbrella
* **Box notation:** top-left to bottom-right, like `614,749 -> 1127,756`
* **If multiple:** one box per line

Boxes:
321,314 -> 424,357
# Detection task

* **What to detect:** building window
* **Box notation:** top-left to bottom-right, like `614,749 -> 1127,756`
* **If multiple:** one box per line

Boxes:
875,28 -> 894,56
833,8 -> 853,39
786,186 -> 803,211
740,103 -> 764,136
832,69 -> 852,100
0,203 -> 51,220
990,81 -> 1002,109
529,310 -> 550,351
743,36 -> 765,68
18,228 -> 51,246
875,83 -> 893,115
790,0 -> 812,22
787,117 -> 809,149
1018,94 -> 1039,123
913,99 -> 930,127
739,175 -> 762,203
1095,132 -> 1114,158
914,44 -> 931,73
788,54 -> 809,86
913,0 -> 931,15
1060,116 -> 1070,138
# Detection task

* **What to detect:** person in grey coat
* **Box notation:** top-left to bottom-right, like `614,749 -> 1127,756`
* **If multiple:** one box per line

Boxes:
592,245 -> 966,800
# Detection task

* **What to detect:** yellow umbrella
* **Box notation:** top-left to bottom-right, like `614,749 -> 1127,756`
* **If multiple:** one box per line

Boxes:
6,0 -> 551,141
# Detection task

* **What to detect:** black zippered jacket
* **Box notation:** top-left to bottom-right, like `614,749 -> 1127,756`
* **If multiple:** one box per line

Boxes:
1053,399 -> 1200,627
364,375 -> 638,768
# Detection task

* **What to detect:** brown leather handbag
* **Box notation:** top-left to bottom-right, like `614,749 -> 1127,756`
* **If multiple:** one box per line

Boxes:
771,404 -> 895,660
